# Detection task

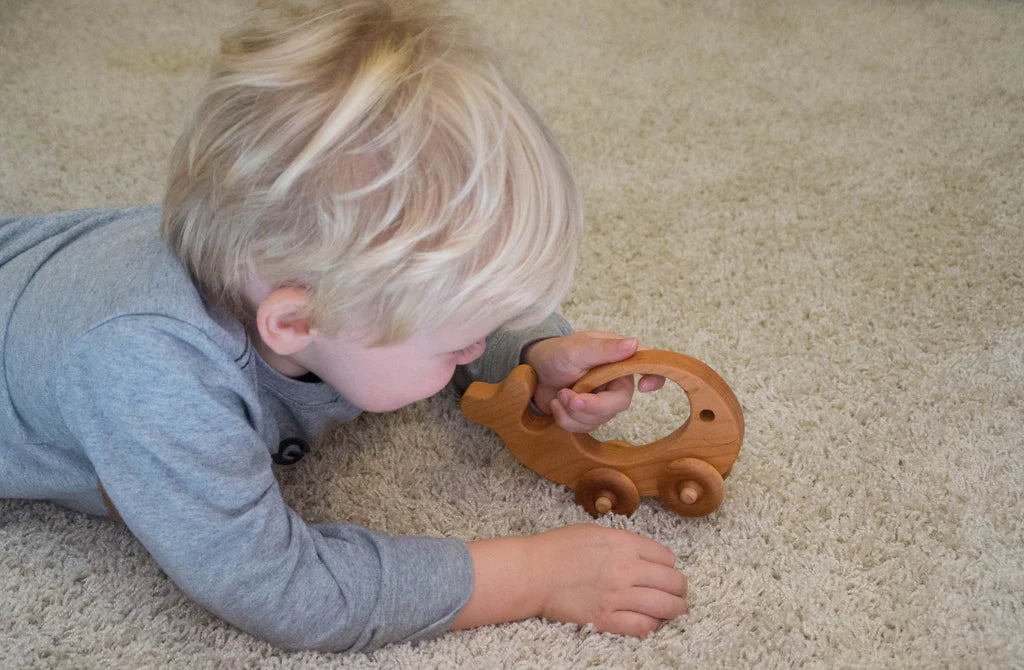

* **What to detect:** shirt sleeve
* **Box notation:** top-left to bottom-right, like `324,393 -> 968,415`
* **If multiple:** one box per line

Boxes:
452,312 -> 574,393
56,315 -> 473,652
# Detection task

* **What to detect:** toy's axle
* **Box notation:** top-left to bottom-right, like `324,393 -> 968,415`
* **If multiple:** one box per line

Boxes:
595,480 -> 702,514
679,481 -> 702,505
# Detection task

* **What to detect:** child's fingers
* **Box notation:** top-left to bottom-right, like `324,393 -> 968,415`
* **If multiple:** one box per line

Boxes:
601,611 -> 663,638
632,534 -> 678,567
638,374 -> 666,392
628,534 -> 688,607
550,396 -> 614,433
571,374 -> 635,411
620,586 -> 688,621
636,562 -> 687,597
548,396 -> 593,433
555,376 -> 635,427
604,530 -> 687,592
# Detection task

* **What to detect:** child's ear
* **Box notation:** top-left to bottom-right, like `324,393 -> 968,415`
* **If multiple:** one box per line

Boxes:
255,287 -> 319,356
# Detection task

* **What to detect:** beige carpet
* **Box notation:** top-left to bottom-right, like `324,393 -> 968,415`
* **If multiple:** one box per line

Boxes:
2,0 -> 1023,667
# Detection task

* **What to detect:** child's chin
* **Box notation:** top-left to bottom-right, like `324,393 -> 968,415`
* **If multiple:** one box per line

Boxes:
359,397 -> 414,413
357,384 -> 445,413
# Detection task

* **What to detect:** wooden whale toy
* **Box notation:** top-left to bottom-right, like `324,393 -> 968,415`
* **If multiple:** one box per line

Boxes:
461,350 -> 744,517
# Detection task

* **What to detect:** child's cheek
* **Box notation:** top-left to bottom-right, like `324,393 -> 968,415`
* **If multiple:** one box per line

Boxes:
436,362 -> 459,394
405,363 -> 458,405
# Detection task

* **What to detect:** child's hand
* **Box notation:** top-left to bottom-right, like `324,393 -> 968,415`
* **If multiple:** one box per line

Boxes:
532,524 -> 688,636
453,524 -> 688,637
523,331 -> 666,433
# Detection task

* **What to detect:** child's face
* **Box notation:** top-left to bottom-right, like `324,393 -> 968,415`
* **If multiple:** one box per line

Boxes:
297,315 -> 498,412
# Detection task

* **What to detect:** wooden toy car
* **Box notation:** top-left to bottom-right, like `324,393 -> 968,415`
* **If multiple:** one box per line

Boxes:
461,350 -> 744,517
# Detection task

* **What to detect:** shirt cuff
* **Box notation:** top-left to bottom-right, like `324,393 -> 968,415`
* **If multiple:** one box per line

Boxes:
352,532 -> 474,651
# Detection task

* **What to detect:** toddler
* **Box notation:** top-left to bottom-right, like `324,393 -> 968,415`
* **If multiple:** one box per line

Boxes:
0,0 -> 686,652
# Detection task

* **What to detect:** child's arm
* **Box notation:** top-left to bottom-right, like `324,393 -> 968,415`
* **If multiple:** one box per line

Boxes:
58,318 -> 473,653
451,524 -> 687,636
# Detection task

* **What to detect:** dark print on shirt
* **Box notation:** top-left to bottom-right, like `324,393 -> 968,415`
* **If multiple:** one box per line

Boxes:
273,437 -> 310,465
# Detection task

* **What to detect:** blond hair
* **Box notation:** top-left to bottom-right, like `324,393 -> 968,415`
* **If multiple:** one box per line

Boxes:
161,0 -> 582,344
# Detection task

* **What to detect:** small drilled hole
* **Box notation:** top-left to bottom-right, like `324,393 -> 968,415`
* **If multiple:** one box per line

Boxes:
699,409 -> 716,422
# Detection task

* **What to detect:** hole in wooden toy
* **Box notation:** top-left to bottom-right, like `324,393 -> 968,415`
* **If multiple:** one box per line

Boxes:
700,409 -> 716,422
588,377 -> 690,447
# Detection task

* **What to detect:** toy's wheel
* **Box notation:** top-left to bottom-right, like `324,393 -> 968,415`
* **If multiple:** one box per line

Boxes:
574,468 -> 640,517
658,458 -> 725,517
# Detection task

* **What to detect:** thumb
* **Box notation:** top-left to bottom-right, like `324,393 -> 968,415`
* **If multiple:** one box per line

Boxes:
571,336 -> 639,370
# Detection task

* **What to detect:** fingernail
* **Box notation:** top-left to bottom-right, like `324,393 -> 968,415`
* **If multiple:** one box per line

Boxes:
623,338 -> 638,350
572,398 -> 585,410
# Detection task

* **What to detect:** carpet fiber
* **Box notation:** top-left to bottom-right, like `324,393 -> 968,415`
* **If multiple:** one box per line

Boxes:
2,1 -> 1022,667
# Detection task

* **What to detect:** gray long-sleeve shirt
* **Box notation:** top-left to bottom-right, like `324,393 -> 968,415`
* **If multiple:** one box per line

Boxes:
0,206 -> 572,651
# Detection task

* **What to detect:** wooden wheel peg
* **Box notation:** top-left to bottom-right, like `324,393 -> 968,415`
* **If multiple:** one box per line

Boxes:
461,349 -> 744,518
657,457 -> 725,517
574,468 -> 640,517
